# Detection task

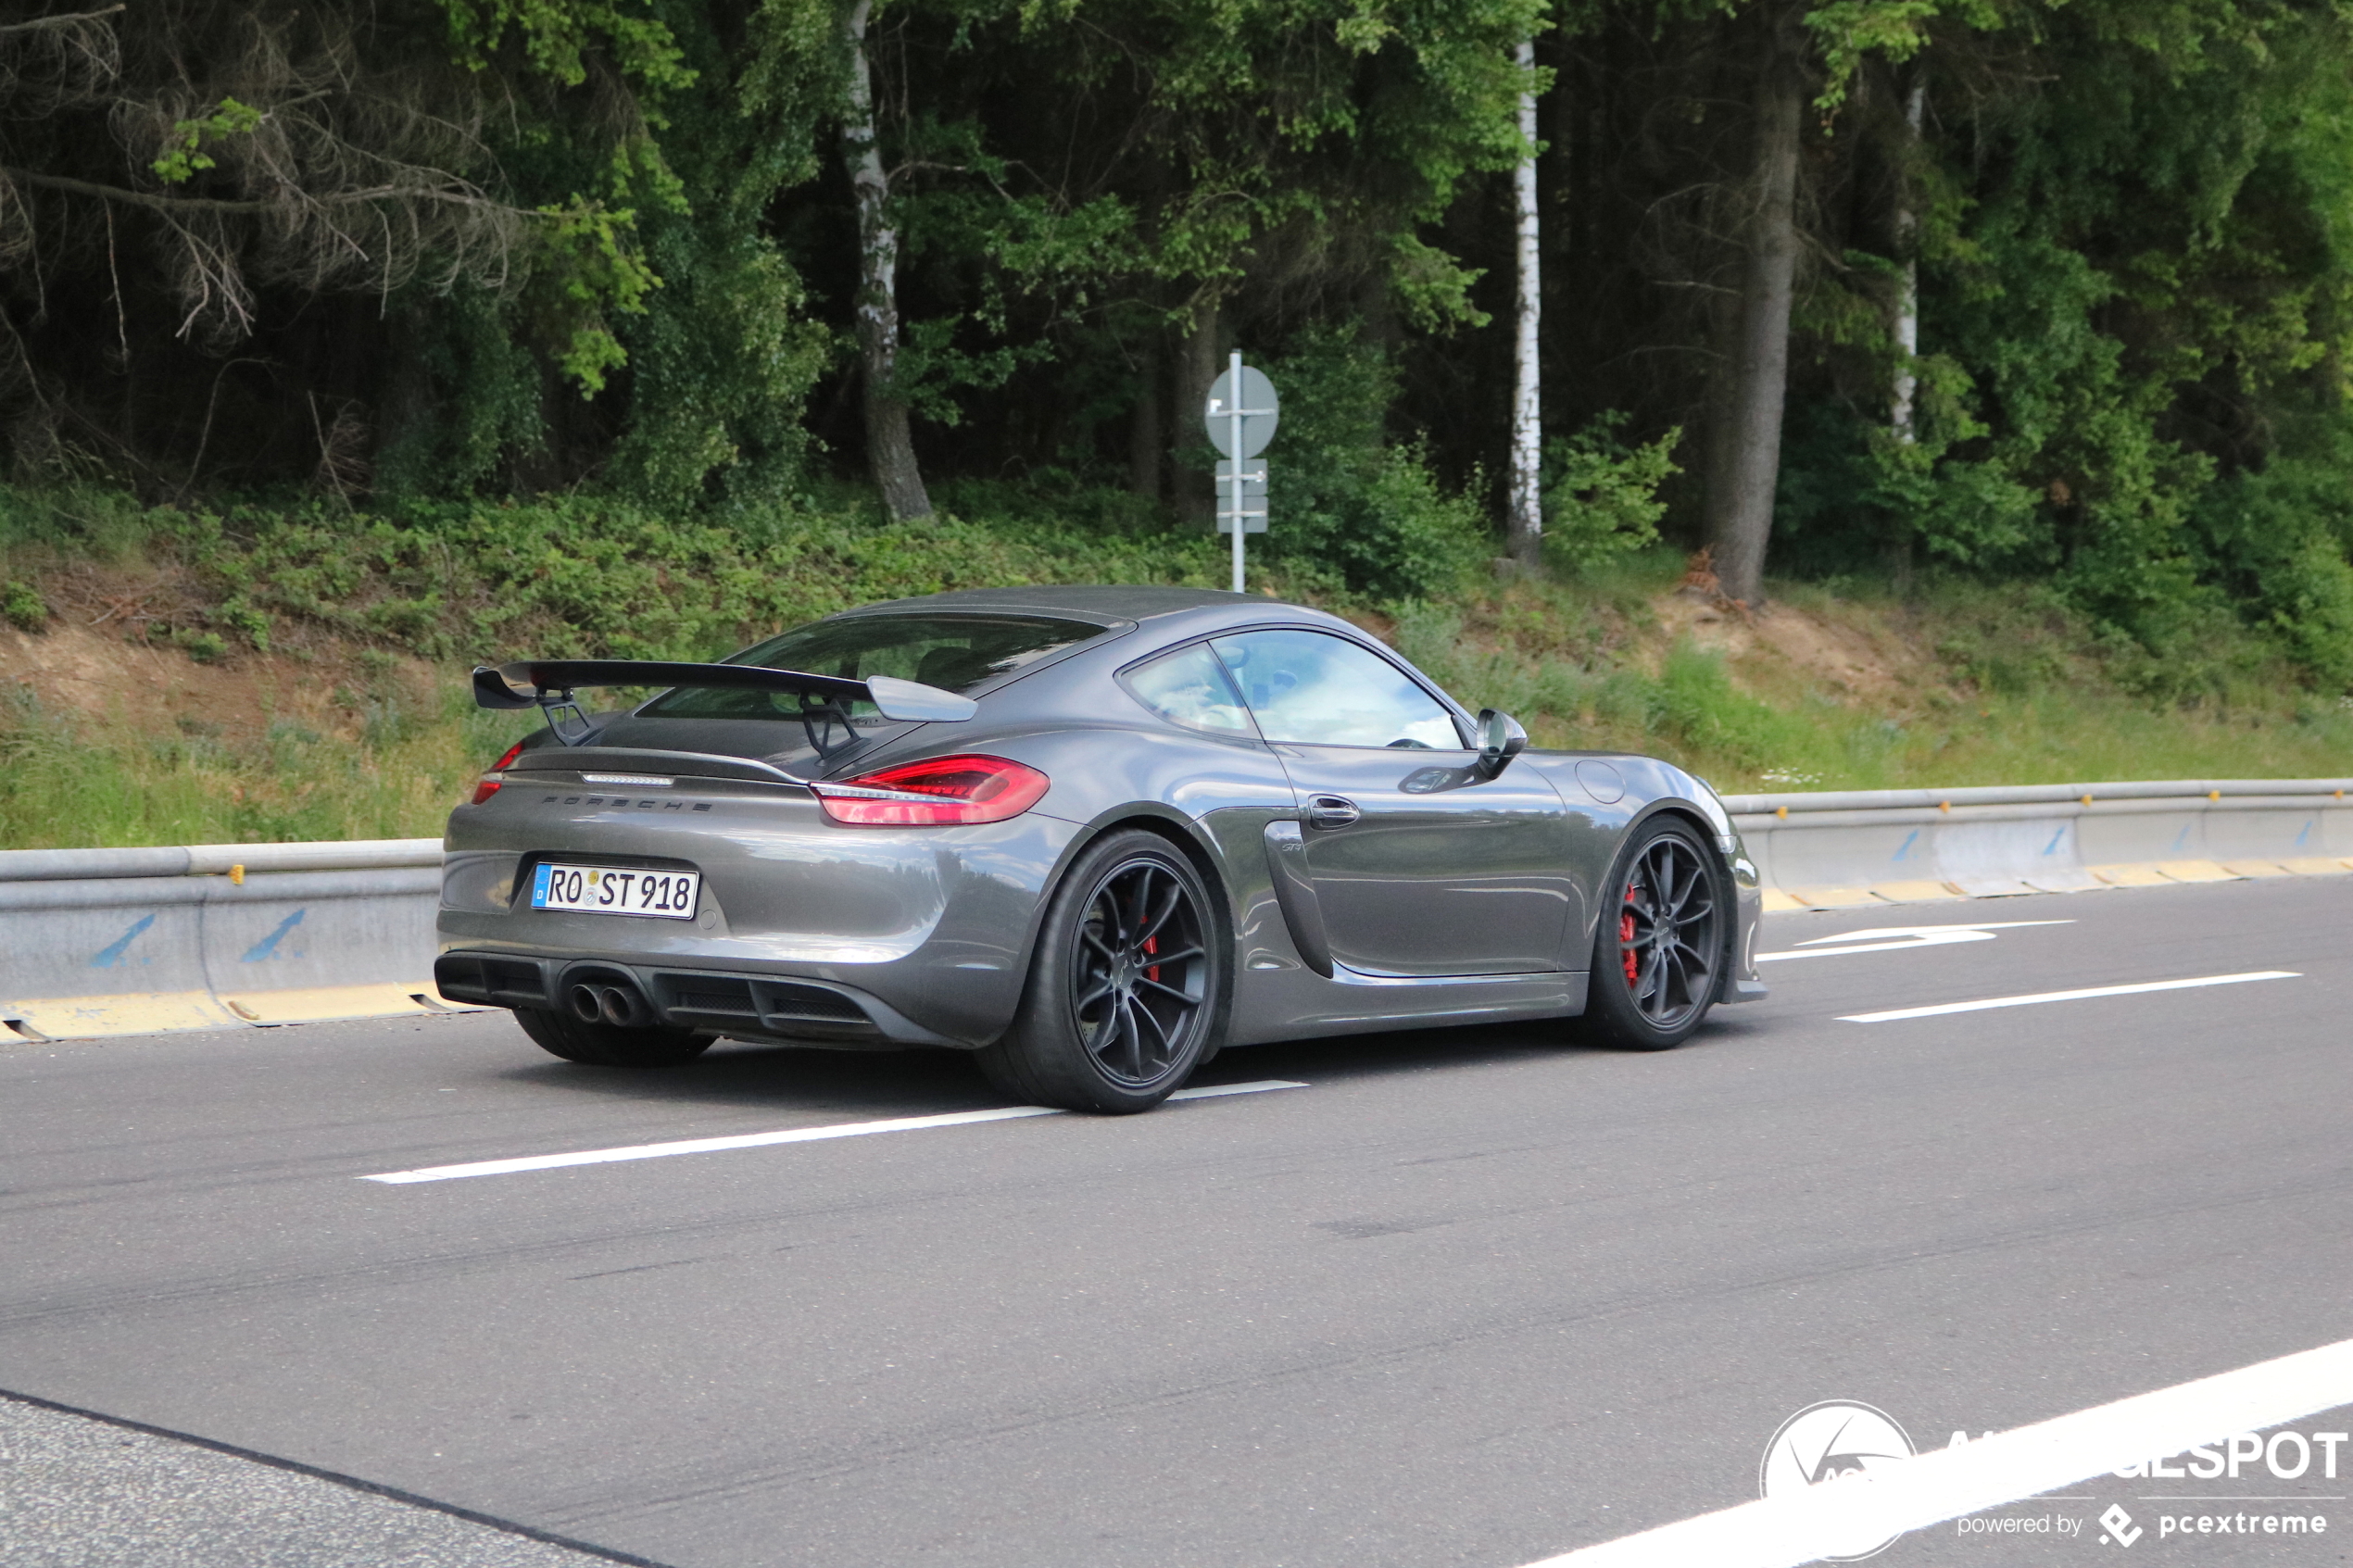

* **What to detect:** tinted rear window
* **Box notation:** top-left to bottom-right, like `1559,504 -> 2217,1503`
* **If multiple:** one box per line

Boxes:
639,614 -> 1106,721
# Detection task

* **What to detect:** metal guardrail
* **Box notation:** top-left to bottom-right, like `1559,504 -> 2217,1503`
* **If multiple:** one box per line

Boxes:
0,838 -> 442,882
0,838 -> 460,1042
1724,779 -> 2353,908
1721,778 -> 2353,815
6,778 -> 2351,1042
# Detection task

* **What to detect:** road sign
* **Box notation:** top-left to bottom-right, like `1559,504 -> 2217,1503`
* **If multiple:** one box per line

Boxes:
1214,458 -> 1266,533
1205,353 -> 1277,591
1214,459 -> 1266,501
1203,366 -> 1279,458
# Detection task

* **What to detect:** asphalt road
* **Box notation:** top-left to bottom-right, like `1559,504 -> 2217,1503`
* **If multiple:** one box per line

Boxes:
3,876 -> 2350,1567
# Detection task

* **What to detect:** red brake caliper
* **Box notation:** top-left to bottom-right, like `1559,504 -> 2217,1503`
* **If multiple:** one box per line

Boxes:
1619,882 -> 1640,985
1143,935 -> 1160,984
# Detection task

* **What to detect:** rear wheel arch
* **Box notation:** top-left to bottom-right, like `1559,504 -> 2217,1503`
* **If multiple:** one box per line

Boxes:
1106,813 -> 1228,901
978,823 -> 1231,1110
995,810 -> 1235,1062
1016,808 -> 1233,971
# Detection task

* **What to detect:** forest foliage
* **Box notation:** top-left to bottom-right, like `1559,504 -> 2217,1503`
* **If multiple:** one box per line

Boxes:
7,0 -> 2353,693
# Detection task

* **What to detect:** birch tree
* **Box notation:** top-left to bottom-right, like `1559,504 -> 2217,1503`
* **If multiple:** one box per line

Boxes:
1889,74 -> 1923,442
1504,35 -> 1543,571
840,0 -> 931,521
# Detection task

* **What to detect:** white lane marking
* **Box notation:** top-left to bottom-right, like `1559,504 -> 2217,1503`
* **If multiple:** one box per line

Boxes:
1840,971 -> 2297,1023
1758,921 -> 2071,963
360,1080 -> 1308,1185
1519,1334 -> 2353,1568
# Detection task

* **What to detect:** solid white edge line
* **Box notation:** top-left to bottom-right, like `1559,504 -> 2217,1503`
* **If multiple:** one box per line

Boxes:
360,1079 -> 1308,1185
1519,1334 -> 2353,1568
1839,971 -> 2298,1023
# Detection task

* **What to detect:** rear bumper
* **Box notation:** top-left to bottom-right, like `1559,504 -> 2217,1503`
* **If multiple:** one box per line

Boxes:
436,799 -> 1088,1047
434,952 -> 969,1049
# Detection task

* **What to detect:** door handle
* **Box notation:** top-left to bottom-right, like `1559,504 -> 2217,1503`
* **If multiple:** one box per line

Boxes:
1306,795 -> 1361,830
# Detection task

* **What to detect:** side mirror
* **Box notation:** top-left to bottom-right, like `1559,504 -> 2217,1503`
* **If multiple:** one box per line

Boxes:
1476,709 -> 1528,778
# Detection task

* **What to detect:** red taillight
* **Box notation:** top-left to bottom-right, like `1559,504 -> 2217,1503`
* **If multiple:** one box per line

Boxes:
810,754 -> 1050,826
471,740 -> 527,806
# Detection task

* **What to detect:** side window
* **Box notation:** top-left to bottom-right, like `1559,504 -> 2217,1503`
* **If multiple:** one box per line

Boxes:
1119,642 -> 1258,737
1210,630 -> 1463,749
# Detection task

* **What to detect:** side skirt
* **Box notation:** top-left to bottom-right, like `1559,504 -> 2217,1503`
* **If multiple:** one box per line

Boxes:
1227,966 -> 1586,1047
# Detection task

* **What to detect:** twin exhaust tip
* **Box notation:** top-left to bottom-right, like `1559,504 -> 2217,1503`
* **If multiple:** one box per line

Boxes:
569,981 -> 648,1028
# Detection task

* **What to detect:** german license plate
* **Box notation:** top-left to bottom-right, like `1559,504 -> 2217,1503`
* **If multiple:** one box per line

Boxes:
531,863 -> 700,920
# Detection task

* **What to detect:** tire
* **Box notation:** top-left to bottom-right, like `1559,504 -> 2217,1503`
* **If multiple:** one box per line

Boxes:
511,1007 -> 713,1068
1577,817 -> 1725,1051
975,828 -> 1228,1113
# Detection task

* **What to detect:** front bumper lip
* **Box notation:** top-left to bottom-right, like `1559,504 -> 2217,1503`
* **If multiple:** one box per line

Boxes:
434,952 -> 968,1049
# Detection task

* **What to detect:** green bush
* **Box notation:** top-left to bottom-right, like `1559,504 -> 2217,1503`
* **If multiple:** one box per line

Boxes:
1254,326 -> 1490,600
117,483 -> 1260,669
179,630 -> 228,664
2191,422 -> 2353,692
1541,413 -> 1680,572
2,579 -> 46,633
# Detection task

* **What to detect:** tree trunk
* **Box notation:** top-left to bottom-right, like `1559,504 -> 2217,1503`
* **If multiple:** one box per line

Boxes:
1890,77 -> 1925,443
1128,333 -> 1162,500
1173,298 -> 1221,529
841,0 -> 931,521
1504,36 -> 1543,571
1703,8 -> 1806,608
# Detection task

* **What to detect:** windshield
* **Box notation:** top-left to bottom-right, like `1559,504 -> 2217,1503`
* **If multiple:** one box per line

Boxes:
638,613 -> 1107,722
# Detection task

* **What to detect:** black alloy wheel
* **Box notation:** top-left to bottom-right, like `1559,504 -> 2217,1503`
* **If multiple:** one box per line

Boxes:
978,828 -> 1227,1112
1579,819 -> 1724,1050
1071,857 -> 1210,1086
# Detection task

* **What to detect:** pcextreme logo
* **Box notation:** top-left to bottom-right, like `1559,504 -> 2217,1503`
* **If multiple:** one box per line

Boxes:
1758,1400 -> 1917,1562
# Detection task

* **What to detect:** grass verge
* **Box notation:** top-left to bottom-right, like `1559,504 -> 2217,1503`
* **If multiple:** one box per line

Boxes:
4,483 -> 2350,848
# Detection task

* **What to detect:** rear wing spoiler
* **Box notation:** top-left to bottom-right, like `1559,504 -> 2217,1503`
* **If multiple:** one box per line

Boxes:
471,660 -> 978,724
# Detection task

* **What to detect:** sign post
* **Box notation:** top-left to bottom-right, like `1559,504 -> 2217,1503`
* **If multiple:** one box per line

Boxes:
1203,352 -> 1278,594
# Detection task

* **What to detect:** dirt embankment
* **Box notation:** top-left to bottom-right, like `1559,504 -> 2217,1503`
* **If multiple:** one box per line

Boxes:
2,559 -> 443,746
1650,585 -> 1933,708
5,558 -> 1944,753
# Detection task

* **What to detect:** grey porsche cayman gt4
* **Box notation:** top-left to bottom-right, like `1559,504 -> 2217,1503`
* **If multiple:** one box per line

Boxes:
435,586 -> 1767,1112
